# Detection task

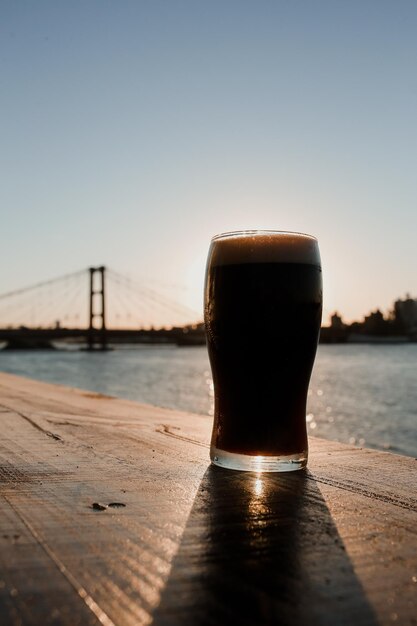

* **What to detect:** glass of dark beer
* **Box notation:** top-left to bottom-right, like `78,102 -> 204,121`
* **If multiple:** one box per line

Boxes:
204,230 -> 322,472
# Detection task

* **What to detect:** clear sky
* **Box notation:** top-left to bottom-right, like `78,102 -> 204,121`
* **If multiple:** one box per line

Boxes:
1,0 -> 416,325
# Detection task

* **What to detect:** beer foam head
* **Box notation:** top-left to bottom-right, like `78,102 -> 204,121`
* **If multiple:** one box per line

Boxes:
210,231 -> 320,266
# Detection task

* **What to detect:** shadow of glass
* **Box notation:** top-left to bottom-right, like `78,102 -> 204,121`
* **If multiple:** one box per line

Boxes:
152,466 -> 377,626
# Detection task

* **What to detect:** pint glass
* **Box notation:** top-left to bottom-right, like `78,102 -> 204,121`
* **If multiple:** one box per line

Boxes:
204,231 -> 322,472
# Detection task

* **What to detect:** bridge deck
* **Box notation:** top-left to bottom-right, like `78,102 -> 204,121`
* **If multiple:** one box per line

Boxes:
0,372 -> 416,626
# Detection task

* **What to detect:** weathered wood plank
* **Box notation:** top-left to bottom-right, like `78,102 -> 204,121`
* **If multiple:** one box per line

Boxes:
0,372 -> 416,626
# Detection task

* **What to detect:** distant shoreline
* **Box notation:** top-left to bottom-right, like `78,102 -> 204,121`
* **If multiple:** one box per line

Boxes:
319,332 -> 413,345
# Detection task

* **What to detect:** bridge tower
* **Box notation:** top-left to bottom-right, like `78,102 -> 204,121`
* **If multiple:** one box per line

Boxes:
88,266 -> 108,350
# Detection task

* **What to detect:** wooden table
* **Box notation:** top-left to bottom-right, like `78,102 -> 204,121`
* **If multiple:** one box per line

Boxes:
0,372 -> 416,625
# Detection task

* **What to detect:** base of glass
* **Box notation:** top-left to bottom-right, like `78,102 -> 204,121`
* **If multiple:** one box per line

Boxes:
210,446 -> 307,472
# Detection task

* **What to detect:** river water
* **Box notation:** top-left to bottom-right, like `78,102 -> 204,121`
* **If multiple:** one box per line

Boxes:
0,344 -> 416,458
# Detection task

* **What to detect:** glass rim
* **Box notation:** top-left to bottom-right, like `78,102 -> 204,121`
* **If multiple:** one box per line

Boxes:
211,229 -> 318,242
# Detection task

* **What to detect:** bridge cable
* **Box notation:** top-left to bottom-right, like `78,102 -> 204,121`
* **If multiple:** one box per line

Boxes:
0,269 -> 87,301
108,269 -> 201,322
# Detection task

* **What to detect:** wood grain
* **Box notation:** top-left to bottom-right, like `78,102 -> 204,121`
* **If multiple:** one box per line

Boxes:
0,372 -> 416,625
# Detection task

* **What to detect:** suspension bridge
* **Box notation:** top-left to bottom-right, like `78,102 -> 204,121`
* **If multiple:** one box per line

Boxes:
0,266 -> 205,350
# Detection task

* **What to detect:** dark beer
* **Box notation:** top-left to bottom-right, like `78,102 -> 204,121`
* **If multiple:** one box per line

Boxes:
204,231 -> 322,471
